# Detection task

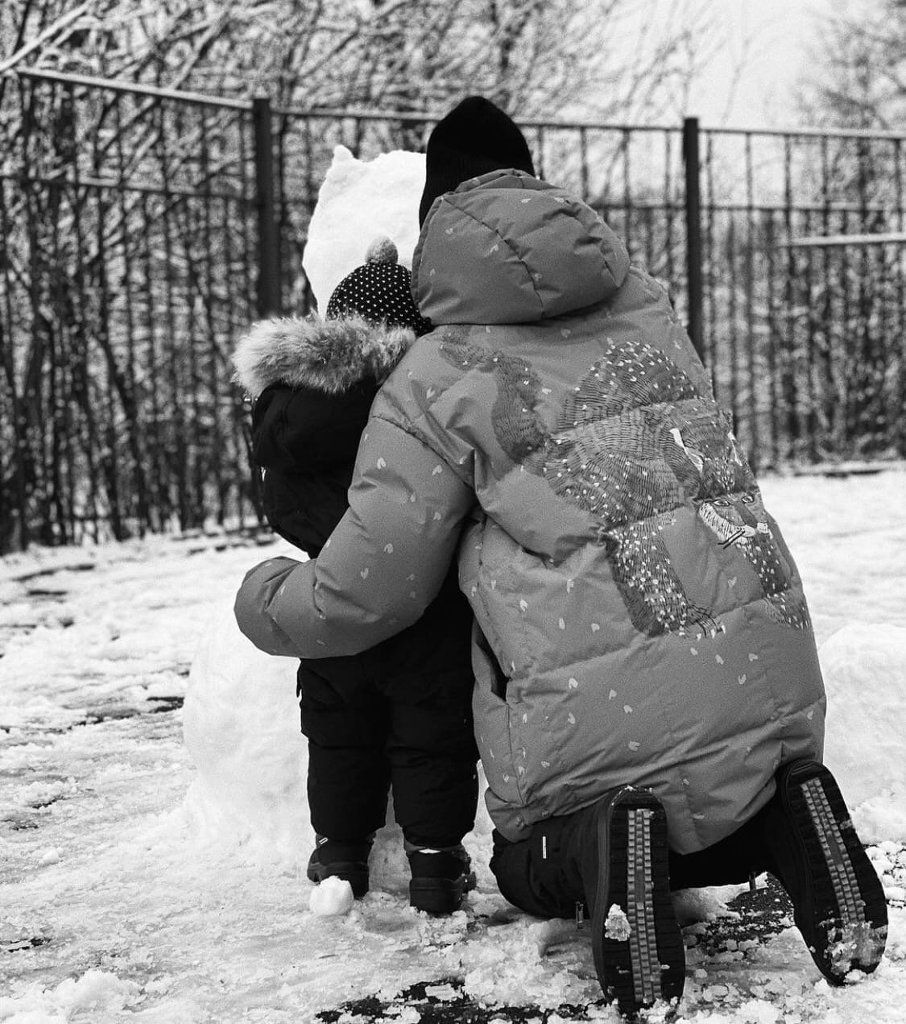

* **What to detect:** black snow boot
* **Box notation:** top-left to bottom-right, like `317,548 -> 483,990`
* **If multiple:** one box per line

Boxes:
760,759 -> 887,983
306,835 -> 372,899
406,842 -> 476,915
559,787 -> 685,1018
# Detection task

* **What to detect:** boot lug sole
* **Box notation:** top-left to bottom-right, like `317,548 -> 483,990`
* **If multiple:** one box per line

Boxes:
591,789 -> 684,1017
782,761 -> 888,982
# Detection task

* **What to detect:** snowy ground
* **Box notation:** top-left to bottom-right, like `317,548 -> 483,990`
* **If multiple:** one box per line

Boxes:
1,469 -> 905,1023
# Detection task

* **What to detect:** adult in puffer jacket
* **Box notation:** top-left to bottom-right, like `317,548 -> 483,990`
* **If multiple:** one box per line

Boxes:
232,238 -> 478,915
235,98 -> 886,1015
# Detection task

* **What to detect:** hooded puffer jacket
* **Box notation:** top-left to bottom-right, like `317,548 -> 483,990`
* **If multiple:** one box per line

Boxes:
235,170 -> 826,854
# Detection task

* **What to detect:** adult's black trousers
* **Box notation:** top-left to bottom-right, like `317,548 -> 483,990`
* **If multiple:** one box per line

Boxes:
489,796 -> 780,920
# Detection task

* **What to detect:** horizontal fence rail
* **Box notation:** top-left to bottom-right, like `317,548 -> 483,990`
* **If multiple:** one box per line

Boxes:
0,68 -> 903,552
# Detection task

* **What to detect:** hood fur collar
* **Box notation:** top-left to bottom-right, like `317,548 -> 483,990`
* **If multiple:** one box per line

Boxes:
232,314 -> 415,399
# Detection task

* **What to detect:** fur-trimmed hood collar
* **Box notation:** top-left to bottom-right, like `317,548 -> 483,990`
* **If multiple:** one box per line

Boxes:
232,314 -> 416,400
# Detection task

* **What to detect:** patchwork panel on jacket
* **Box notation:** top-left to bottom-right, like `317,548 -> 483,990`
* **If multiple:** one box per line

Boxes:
438,328 -> 810,639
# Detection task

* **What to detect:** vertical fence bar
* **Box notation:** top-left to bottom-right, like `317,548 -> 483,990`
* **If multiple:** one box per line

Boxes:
743,133 -> 759,469
682,117 -> 705,364
579,127 -> 589,203
704,132 -> 717,379
20,78 -> 45,545
253,96 -> 281,317
664,130 -> 676,284
276,110 -> 290,314
895,139 -> 906,456
802,206 -> 818,461
763,210 -> 779,467
727,215 -> 740,436
819,135 -> 835,455
535,125 -> 546,181
781,135 -> 799,460
840,207 -> 853,455
113,92 -> 150,537
0,170 -> 29,551
621,129 -> 632,249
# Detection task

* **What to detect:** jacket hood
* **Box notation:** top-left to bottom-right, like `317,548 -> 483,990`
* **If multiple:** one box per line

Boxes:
232,315 -> 415,399
412,170 -> 631,325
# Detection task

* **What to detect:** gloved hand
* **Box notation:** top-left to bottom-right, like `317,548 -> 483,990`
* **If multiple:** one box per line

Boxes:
234,556 -> 302,656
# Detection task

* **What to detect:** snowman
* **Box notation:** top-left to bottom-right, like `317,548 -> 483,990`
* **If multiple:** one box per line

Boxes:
182,146 -> 494,909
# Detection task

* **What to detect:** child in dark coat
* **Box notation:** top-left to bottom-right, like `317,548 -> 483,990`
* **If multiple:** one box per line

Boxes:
232,238 -> 478,914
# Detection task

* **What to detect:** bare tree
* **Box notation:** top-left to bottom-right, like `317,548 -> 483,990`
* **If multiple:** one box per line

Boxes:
1,0 -> 733,550
4,0 -> 722,121
798,0 -> 906,129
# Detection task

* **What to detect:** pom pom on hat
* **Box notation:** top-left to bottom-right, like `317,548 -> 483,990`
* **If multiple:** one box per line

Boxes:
325,236 -> 431,335
418,95 -> 535,226
365,235 -> 399,265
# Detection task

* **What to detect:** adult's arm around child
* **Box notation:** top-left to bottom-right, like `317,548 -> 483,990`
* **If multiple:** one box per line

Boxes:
234,412 -> 475,658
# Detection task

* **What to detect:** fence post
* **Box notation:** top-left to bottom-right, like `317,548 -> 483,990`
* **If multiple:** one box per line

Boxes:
252,96 -> 281,317
682,116 -> 705,364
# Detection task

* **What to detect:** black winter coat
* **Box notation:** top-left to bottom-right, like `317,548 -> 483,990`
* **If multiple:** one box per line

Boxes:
232,314 -> 475,695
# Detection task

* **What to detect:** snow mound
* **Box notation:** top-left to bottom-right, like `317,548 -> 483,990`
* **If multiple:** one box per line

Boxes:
820,622 -> 906,842
182,598 -> 495,887
182,598 -> 312,867
301,145 -> 425,312
0,969 -> 140,1022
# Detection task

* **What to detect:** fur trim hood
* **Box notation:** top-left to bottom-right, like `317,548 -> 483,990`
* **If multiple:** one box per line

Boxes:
232,314 -> 416,400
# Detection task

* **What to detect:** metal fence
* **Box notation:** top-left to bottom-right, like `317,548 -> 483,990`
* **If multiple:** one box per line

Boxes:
0,70 -> 260,551
696,125 -> 906,467
0,68 -> 903,552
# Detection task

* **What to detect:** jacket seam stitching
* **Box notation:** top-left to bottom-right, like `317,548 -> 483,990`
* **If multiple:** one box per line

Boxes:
450,200 -> 546,316
369,410 -> 473,488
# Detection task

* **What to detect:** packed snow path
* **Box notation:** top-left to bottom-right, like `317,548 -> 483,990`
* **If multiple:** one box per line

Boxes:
1,471 -> 905,1023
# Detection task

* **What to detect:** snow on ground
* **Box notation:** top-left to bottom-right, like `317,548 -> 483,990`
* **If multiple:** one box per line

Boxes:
1,470 -> 905,1023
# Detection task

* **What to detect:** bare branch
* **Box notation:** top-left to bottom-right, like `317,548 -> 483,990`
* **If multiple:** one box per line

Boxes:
0,0 -> 95,73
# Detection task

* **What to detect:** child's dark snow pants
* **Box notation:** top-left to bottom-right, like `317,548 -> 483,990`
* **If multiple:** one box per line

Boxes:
297,584 -> 478,848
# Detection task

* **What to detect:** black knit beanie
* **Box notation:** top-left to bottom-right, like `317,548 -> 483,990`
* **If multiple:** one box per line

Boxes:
418,96 -> 535,226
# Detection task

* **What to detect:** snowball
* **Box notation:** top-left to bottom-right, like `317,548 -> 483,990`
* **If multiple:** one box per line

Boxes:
309,875 -> 355,917
302,145 -> 425,311
604,903 -> 631,940
38,848 -> 60,866
820,622 -> 906,842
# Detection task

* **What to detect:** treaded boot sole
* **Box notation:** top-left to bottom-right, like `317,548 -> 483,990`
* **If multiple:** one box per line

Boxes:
410,868 -> 477,915
592,789 -> 684,1018
307,859 -> 369,899
781,760 -> 888,982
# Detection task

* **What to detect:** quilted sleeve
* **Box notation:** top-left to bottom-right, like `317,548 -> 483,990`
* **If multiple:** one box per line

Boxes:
234,414 -> 475,657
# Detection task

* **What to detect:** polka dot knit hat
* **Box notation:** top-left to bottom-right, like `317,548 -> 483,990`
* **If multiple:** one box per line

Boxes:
325,236 -> 432,336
